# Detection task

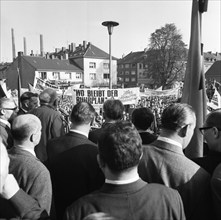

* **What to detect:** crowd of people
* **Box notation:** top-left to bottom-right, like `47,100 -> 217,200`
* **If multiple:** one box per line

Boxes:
0,87 -> 221,220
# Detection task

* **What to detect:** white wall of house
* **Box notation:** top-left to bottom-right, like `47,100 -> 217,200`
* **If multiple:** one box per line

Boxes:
35,70 -> 83,83
83,58 -> 117,87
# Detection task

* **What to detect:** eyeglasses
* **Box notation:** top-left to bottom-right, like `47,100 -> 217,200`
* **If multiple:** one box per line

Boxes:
199,126 -> 221,135
2,107 -> 18,111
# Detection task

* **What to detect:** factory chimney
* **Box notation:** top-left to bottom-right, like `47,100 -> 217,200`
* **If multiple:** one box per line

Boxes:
23,37 -> 27,55
40,34 -> 44,56
11,28 -> 16,61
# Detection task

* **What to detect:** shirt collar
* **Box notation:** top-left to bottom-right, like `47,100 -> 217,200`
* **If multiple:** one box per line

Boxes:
157,136 -> 182,148
105,174 -> 140,185
69,129 -> 88,138
0,118 -> 11,129
16,145 -> 36,157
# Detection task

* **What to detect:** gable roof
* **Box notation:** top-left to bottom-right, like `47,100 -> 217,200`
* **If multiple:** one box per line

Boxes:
118,51 -> 146,64
69,43 -> 117,60
205,60 -> 221,81
22,55 -> 82,72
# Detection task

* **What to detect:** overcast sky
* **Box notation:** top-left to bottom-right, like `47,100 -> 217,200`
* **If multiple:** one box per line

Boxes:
1,0 -> 220,62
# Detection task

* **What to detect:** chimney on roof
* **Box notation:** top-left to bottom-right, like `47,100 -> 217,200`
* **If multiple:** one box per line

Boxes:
64,53 -> 69,60
30,50 -> 34,56
83,41 -> 87,49
40,34 -> 44,56
18,51 -> 23,57
71,43 -> 76,52
45,53 -> 50,59
23,37 -> 27,55
11,28 -> 16,61
62,47 -> 66,51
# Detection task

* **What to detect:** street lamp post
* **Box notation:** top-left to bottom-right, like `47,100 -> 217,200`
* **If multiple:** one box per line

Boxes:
102,21 -> 119,89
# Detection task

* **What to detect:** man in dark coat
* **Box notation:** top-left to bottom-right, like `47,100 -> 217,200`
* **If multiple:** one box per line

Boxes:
89,99 -> 124,144
64,121 -> 186,220
131,107 -> 158,144
30,88 -> 65,163
192,109 -> 221,175
48,102 -> 104,220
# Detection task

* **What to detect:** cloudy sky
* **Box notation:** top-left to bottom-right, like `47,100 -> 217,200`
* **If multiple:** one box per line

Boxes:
1,0 -> 220,62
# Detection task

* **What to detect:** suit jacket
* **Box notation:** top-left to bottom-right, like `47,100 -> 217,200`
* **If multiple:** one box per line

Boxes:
47,131 -> 96,164
0,120 -> 13,149
88,122 -> 114,144
8,147 -> 52,215
64,179 -> 186,220
30,105 -> 65,162
138,140 -> 212,220
192,150 -> 221,175
49,143 -> 104,220
0,189 -> 49,219
139,131 -> 158,144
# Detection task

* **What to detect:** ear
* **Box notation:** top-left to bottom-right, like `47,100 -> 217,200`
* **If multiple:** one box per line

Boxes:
97,154 -> 105,169
178,125 -> 188,138
213,127 -> 220,138
0,109 -> 6,115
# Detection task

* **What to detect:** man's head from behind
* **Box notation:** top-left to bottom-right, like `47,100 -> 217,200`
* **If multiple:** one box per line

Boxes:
132,107 -> 154,131
161,103 -> 196,148
0,97 -> 18,122
70,102 -> 96,126
20,92 -> 39,111
11,114 -> 42,147
103,99 -> 124,121
202,109 -> 221,151
98,121 -> 142,174
39,88 -> 58,107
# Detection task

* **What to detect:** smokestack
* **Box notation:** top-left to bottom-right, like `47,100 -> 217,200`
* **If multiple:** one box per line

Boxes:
23,37 -> 27,55
40,34 -> 44,56
11,28 -> 16,61
71,43 -> 76,52
83,41 -> 87,49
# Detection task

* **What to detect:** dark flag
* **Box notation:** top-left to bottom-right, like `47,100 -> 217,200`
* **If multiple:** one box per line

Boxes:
181,0 -> 208,157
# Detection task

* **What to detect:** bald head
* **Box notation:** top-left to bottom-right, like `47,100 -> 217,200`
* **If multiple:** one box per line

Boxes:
39,88 -> 58,106
12,114 -> 42,143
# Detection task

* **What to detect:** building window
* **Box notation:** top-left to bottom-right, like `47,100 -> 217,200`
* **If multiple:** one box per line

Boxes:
89,62 -> 96,68
52,72 -> 60,80
125,77 -> 129,82
76,73 -> 82,79
131,71 -> 136,75
103,73 -> 109,79
103,63 -> 109,69
132,63 -> 136,68
90,73 -> 96,80
125,71 -> 129,75
40,72 -> 47,80
131,77 -> 136,82
139,63 -> 143,69
125,64 -> 130,68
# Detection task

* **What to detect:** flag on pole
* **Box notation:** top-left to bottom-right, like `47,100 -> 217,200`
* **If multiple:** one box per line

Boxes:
181,0 -> 208,158
17,68 -> 21,109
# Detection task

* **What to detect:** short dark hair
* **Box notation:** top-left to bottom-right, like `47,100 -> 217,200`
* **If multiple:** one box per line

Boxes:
103,99 -> 124,120
20,92 -> 38,103
132,107 -> 154,130
161,103 -> 195,131
98,121 -> 142,172
70,102 -> 95,125
205,109 -> 221,127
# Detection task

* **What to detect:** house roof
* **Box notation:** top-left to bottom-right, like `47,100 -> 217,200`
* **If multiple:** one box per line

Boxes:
205,60 -> 221,81
22,55 -> 82,72
118,51 -> 146,64
69,43 -> 117,60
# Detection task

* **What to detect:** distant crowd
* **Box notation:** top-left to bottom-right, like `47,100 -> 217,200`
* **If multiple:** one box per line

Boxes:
1,88 -> 221,220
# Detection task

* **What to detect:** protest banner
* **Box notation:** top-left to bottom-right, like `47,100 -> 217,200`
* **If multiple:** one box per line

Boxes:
141,87 -> 180,98
72,87 -> 140,108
